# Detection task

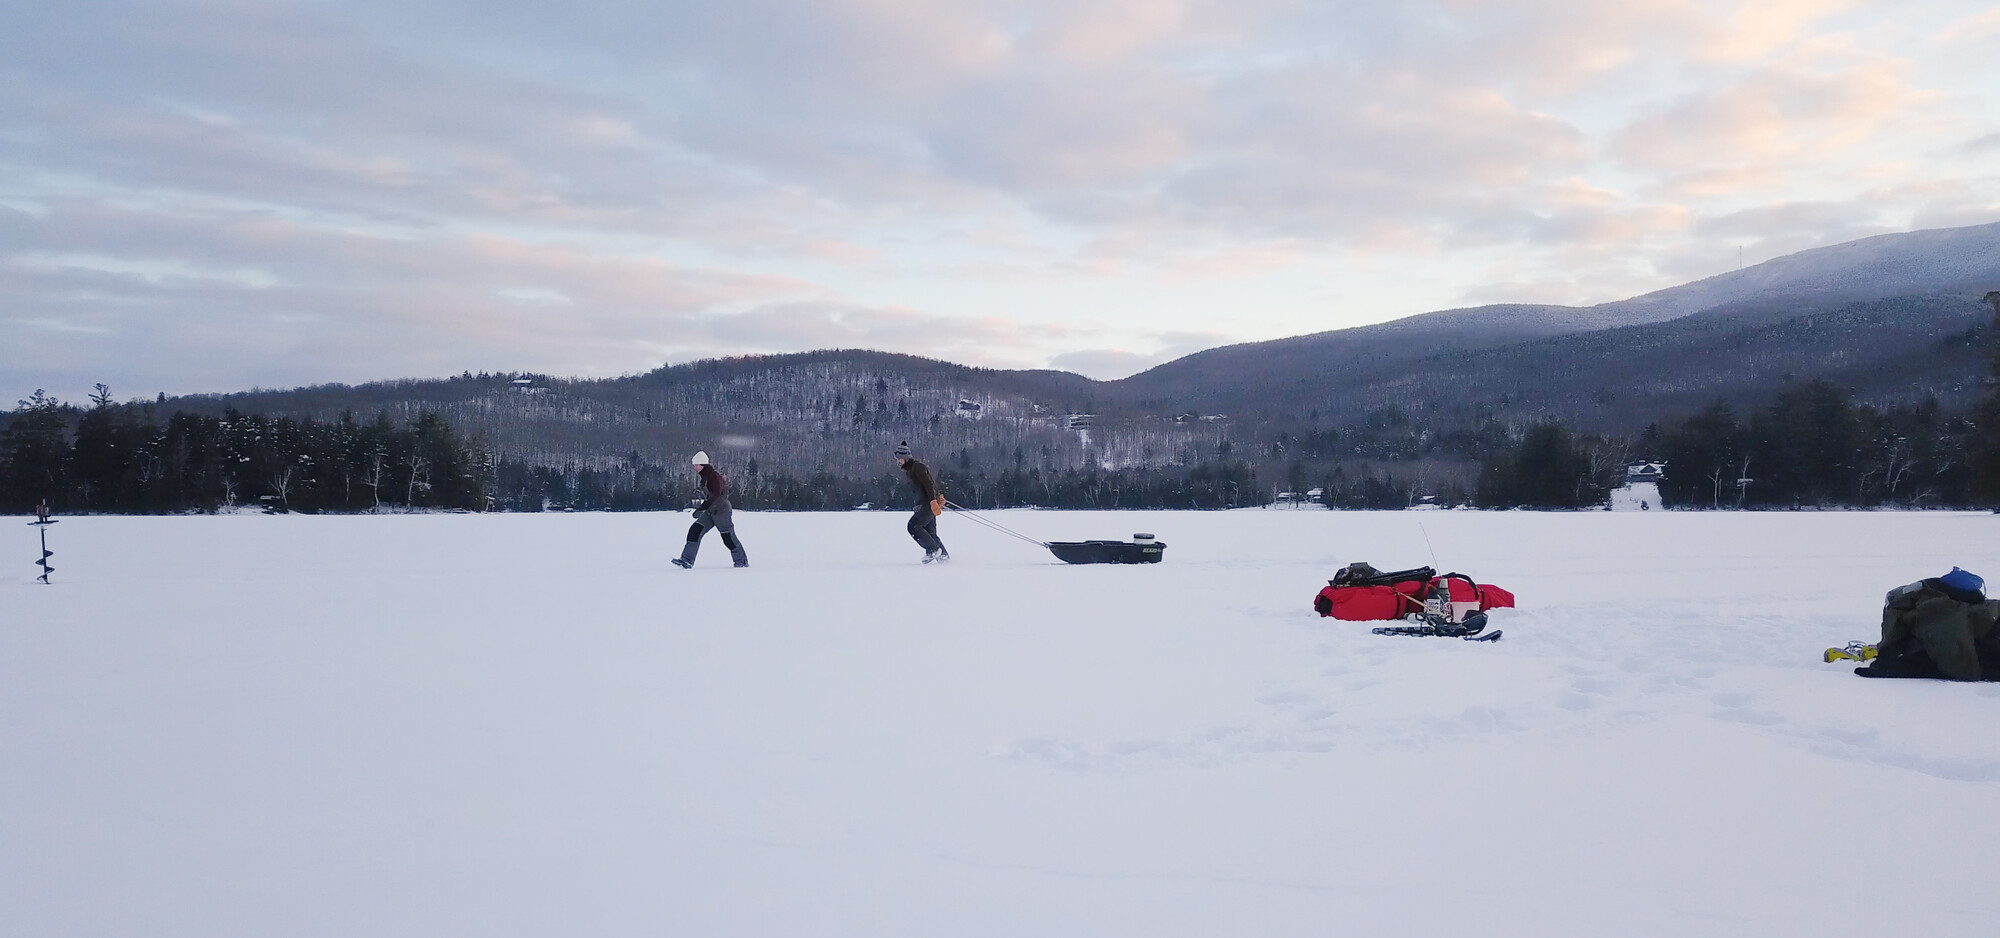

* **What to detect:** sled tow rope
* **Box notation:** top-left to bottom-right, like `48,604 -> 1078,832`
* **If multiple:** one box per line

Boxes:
942,500 -> 1049,547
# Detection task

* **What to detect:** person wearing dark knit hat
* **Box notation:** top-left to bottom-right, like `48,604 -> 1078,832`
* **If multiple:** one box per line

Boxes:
673,450 -> 749,569
894,441 -> 947,563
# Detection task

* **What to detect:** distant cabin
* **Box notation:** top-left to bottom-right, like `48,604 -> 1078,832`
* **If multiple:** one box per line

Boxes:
1271,490 -> 1324,509
1066,413 -> 1095,430
512,378 -> 547,396
1611,462 -> 1666,511
1625,462 -> 1666,484
956,399 -> 983,419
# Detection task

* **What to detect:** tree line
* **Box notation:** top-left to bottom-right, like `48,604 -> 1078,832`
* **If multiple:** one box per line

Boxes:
9,292 -> 1996,515
0,386 -> 490,513
494,452 -> 1270,512
1471,295 -> 2000,510
1467,384 -> 1998,511
0,389 -> 1273,514
11,385 -> 1991,513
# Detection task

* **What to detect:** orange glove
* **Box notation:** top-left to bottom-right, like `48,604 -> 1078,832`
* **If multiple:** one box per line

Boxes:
930,497 -> 944,516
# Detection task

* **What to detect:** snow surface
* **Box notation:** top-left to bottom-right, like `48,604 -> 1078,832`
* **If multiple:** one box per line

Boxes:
1609,482 -> 1662,511
5,509 -> 1999,937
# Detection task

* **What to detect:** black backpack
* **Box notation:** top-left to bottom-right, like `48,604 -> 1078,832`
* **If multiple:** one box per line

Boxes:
1329,563 -> 1436,588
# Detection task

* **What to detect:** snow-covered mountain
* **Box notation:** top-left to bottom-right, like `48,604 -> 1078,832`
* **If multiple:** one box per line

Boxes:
149,220 -> 2000,467
1600,220 -> 2000,324
1113,219 -> 2000,413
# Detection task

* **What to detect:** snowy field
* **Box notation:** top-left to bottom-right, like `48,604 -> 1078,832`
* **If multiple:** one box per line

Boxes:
5,508 -> 1999,937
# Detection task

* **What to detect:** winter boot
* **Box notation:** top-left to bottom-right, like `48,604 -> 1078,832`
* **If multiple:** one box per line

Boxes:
1853,646 -> 1944,679
722,531 -> 748,568
673,538 -> 700,569
923,549 -> 950,564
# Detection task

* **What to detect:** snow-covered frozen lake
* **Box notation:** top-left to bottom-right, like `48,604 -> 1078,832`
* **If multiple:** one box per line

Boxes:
6,509 -> 1999,937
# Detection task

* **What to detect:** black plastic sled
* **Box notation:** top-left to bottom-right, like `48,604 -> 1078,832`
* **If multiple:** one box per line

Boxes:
1046,534 -> 1166,565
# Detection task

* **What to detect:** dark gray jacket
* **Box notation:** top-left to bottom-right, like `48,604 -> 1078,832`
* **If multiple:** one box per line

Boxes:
901,458 -> 938,505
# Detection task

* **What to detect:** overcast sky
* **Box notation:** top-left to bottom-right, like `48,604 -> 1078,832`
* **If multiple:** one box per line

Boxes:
4,0 -> 1999,401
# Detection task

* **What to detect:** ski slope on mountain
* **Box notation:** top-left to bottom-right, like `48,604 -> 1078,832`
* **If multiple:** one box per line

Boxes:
5,509 -> 1999,937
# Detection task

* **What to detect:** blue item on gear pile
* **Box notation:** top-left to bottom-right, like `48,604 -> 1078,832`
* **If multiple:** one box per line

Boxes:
1939,566 -> 1985,598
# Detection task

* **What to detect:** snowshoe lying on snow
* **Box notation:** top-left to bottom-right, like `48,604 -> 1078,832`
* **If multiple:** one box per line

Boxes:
1849,567 -> 2000,681
1373,610 -> 1501,642
1313,563 -> 1514,623
1823,642 -> 1878,663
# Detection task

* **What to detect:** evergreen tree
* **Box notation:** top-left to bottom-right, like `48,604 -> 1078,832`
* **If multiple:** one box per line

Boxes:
1654,400 -> 1747,508
1,391 -> 70,512
1477,421 -> 1609,508
1749,380 -> 1858,506
1975,292 -> 2000,508
70,385 -> 136,510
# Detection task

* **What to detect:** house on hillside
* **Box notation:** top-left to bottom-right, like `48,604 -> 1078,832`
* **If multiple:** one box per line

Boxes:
956,399 -> 982,419
1611,461 -> 1666,511
1625,462 -> 1666,485
1272,489 -> 1327,509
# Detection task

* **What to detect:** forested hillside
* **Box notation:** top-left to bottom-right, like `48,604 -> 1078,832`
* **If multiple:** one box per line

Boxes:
7,224 -> 1998,513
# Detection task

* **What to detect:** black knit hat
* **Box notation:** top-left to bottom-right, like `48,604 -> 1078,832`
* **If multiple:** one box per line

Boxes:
893,441 -> 912,458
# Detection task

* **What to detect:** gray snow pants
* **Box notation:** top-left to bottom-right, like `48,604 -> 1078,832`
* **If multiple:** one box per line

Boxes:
680,497 -> 748,567
907,502 -> 944,555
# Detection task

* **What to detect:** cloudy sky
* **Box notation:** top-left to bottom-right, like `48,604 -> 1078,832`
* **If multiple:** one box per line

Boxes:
4,0 -> 1999,401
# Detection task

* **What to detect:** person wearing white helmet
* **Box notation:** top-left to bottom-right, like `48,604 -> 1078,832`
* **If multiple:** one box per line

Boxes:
673,451 -> 748,569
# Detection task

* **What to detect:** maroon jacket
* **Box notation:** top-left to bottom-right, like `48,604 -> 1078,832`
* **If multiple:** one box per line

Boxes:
697,464 -> 725,510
